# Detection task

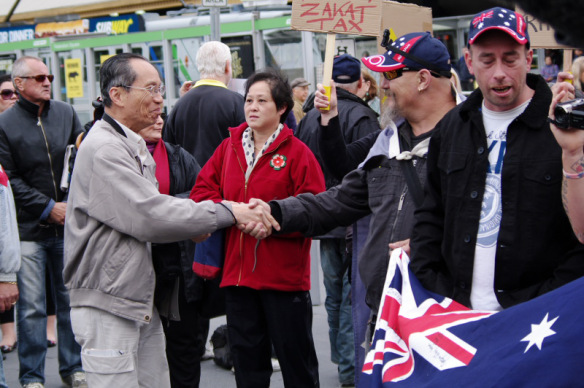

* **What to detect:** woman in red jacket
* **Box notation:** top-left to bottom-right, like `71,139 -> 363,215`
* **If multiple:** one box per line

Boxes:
191,69 -> 325,388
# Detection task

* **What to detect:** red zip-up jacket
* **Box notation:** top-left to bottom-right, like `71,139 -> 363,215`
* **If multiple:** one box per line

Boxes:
191,122 -> 325,291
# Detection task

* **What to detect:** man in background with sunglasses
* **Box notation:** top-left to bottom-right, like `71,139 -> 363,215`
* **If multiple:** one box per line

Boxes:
410,8 -> 584,311
0,56 -> 86,388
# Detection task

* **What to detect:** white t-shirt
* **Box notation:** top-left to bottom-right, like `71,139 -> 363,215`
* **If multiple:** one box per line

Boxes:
470,99 -> 530,311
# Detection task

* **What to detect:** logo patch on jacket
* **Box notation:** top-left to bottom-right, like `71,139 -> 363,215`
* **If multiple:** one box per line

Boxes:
270,154 -> 287,171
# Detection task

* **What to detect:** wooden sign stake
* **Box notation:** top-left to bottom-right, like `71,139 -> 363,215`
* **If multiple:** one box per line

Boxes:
322,33 -> 336,110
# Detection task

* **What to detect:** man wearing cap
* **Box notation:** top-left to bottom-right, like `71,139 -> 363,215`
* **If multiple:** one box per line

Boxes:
290,77 -> 310,124
410,7 -> 584,311
242,32 -> 456,383
293,53 -> 380,387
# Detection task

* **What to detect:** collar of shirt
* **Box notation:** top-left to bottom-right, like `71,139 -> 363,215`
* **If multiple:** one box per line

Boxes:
242,123 -> 283,181
194,79 -> 227,89
113,118 -> 150,166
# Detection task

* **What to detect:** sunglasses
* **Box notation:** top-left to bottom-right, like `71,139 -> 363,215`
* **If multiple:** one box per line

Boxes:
382,67 -> 447,81
0,89 -> 16,100
19,74 -> 55,83
382,68 -> 412,81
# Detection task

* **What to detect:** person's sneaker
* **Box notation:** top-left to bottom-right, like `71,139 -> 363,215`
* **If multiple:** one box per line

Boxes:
22,383 -> 45,388
201,344 -> 214,361
62,371 -> 88,388
271,358 -> 281,372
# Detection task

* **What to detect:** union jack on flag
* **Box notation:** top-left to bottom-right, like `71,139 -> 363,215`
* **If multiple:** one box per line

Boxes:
472,10 -> 494,27
359,249 -> 584,387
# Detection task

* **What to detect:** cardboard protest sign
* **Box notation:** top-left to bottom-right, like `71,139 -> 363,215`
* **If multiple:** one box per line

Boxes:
292,0 -> 382,36
516,8 -> 570,49
291,0 -> 432,105
516,8 -> 573,71
291,0 -> 432,39
379,1 -> 432,53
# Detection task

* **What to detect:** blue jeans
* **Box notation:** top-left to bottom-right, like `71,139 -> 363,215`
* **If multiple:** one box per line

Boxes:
320,238 -> 354,384
18,238 -> 83,385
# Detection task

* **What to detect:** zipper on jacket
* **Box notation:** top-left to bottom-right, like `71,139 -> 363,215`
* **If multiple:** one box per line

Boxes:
38,117 -> 60,235
231,137 -> 289,285
389,188 -> 407,244
38,117 -> 59,200
232,145 -> 246,286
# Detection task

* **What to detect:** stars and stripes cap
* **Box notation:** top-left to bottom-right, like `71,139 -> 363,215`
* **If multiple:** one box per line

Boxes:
468,7 -> 529,46
361,32 -> 451,77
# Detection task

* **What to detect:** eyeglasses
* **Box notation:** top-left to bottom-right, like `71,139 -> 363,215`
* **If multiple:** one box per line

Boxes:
121,84 -> 166,97
382,68 -> 410,81
0,89 -> 16,100
382,67 -> 447,81
18,74 -> 54,83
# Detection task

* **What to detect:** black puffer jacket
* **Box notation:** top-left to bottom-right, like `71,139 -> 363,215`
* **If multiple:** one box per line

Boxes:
0,96 -> 83,241
152,142 -> 203,305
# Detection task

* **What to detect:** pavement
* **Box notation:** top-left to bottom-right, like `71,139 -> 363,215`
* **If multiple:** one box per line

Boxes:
2,250 -> 348,388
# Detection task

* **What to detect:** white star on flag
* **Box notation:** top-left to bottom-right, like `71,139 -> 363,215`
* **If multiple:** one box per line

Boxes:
521,313 -> 558,353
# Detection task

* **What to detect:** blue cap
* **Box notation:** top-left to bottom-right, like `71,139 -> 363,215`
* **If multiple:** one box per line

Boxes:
361,32 -> 451,76
468,7 -> 529,46
332,54 -> 361,84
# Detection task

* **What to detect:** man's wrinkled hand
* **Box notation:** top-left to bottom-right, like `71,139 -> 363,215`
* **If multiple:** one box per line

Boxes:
231,201 -> 280,239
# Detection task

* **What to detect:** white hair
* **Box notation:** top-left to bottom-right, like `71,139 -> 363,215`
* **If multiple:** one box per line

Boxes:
196,41 -> 232,78
335,79 -> 360,94
11,56 -> 44,79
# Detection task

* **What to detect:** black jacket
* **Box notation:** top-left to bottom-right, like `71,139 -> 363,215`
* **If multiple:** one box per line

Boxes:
164,84 -> 245,166
296,88 -> 380,189
152,142 -> 203,305
0,96 -> 83,241
410,74 -> 584,308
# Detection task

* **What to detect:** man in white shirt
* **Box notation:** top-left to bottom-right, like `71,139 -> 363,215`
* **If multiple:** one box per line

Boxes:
410,7 -> 584,311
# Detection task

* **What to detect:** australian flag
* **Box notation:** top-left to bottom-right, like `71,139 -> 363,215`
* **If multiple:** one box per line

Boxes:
360,249 -> 584,387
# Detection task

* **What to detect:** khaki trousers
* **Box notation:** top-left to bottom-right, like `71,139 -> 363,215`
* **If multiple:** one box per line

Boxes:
70,306 -> 170,388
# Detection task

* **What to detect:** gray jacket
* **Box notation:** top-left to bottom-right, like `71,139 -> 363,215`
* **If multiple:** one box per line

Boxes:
0,165 -> 20,282
64,116 -> 234,323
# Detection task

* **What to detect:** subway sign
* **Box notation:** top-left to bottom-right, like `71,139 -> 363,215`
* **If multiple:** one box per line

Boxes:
89,14 -> 144,35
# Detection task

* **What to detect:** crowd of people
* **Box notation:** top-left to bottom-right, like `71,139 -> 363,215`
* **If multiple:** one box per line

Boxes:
1,5 -> 584,388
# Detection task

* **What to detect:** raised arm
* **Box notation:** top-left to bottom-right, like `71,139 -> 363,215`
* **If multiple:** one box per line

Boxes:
549,72 -> 584,243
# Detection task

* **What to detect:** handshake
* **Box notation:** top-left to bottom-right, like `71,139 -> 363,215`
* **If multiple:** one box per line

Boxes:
230,198 -> 280,239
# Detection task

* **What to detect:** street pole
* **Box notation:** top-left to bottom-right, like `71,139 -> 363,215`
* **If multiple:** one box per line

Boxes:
210,6 -> 221,42
203,0 -> 226,42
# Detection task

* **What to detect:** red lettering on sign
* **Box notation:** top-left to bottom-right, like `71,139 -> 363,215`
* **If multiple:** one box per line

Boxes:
300,3 -> 320,18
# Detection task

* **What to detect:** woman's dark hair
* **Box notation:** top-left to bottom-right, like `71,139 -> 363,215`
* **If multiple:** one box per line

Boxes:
0,74 -> 12,85
244,68 -> 293,124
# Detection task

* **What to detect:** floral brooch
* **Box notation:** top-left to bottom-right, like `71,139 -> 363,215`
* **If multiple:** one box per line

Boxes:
270,154 -> 287,171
